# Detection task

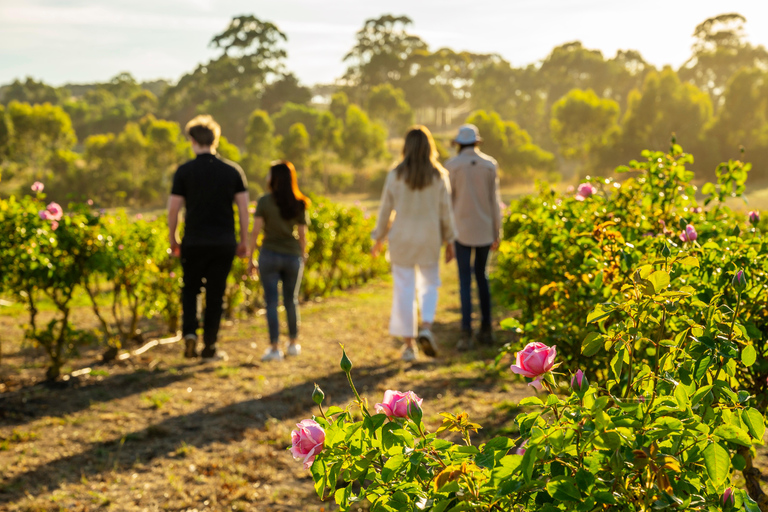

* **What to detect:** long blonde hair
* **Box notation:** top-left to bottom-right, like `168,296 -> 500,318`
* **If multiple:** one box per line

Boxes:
395,125 -> 444,190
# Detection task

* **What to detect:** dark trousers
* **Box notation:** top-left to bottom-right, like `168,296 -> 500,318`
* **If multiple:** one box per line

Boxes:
181,244 -> 235,347
259,248 -> 304,344
455,241 -> 492,332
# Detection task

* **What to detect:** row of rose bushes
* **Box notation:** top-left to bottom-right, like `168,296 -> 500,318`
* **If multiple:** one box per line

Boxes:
0,185 -> 388,378
286,144 -> 767,510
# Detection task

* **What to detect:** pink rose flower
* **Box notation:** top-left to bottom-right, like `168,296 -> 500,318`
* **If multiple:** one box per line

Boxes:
46,202 -> 63,221
375,390 -> 423,419
516,440 -> 527,456
510,342 -> 557,390
136,213 -> 143,220
679,224 -> 697,242
290,419 -> 325,469
50,221 -> 59,231
39,210 -> 52,220
575,183 -> 596,201
31,182 -> 44,193
87,199 -> 94,206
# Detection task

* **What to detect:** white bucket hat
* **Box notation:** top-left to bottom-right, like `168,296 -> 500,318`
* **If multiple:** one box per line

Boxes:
454,124 -> 482,145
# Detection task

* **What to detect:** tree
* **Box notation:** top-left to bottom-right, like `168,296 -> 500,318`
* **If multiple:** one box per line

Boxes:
314,111 -> 342,191
619,67 -> 713,156
272,102 -> 322,140
161,15 -> 288,144
367,83 -> 413,136
281,123 -> 310,170
679,13 -> 768,107
260,73 -> 311,113
329,92 -> 350,119
550,89 -> 619,167
342,15 -> 427,97
243,109 -> 276,187
2,77 -> 66,105
465,110 -> 555,181
0,105 -> 12,164
340,105 -> 388,168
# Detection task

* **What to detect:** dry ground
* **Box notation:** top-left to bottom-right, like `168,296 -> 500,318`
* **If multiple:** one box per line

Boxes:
0,262 -> 529,511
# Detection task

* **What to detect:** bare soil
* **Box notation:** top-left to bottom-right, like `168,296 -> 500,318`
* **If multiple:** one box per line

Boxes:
0,264 -> 529,511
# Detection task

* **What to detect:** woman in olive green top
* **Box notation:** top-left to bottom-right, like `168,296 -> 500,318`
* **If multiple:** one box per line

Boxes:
247,161 -> 310,362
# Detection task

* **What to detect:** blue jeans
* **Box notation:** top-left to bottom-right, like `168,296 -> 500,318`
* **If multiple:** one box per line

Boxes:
259,248 -> 304,344
455,242 -> 492,332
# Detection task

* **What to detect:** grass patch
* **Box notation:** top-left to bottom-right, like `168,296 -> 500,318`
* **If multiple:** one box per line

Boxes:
141,390 -> 172,409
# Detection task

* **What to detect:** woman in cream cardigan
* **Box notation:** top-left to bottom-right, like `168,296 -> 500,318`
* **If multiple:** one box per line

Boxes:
372,125 -> 458,362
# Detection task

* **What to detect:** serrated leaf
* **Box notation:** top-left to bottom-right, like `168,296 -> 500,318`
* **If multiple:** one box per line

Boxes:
742,345 -> 757,367
703,442 -> 730,486
714,424 -> 752,446
581,332 -> 602,356
742,408 -> 765,441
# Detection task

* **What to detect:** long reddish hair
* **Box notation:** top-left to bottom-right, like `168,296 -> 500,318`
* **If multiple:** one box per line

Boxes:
269,160 -> 310,220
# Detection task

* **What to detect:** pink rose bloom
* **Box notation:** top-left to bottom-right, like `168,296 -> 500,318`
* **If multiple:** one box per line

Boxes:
39,210 -> 52,220
46,202 -> 63,221
679,224 -> 697,242
87,199 -> 94,206
722,487 -> 734,507
169,272 -> 176,278
575,183 -> 596,201
50,220 -> 59,231
136,213 -> 143,220
31,182 -> 44,193
375,390 -> 423,419
510,342 -> 557,390
516,440 -> 527,456
290,419 -> 325,469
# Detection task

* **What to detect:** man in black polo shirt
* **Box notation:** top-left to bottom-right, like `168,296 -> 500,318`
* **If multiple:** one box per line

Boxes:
168,115 -> 249,361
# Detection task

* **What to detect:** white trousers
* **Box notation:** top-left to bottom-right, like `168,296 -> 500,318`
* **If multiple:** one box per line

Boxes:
390,264 -> 441,338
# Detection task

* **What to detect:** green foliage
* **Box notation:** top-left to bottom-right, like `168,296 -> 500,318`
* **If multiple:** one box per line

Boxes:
550,89 -> 619,164
340,105 -> 388,168
367,83 -> 413,135
281,122 -> 310,170
465,110 -> 555,181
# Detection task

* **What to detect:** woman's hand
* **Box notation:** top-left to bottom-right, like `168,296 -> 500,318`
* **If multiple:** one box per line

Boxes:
445,242 -> 455,264
371,240 -> 385,258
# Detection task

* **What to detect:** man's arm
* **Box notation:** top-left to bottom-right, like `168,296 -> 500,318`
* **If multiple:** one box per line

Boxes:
167,194 -> 185,256
234,191 -> 250,258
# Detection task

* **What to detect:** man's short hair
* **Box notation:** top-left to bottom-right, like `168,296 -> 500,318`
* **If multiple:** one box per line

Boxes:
185,115 -> 221,148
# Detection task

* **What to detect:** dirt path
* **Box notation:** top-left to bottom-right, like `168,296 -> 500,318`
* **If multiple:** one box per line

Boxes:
0,262 -> 528,511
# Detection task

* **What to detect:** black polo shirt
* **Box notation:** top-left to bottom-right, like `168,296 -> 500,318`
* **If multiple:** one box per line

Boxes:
171,153 -> 247,246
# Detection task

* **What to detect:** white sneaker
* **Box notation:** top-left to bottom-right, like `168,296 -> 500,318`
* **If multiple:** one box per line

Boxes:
286,343 -> 301,357
417,329 -> 438,357
401,346 -> 418,362
261,347 -> 284,362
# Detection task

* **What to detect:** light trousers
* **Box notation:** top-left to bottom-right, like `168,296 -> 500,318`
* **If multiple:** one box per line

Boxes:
390,264 -> 441,338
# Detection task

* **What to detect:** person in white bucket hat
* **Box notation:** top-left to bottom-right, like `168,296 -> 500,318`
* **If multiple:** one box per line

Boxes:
444,124 -> 502,351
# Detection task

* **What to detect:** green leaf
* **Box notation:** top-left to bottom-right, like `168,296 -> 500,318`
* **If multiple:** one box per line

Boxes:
741,408 -> 765,441
546,475 -> 582,502
500,317 -> 523,332
519,396 -> 544,407
677,255 -> 699,267
587,305 -> 613,324
742,345 -> 757,367
703,442 -> 730,486
690,385 -> 712,407
521,444 -> 538,483
714,424 -> 752,447
647,270 -> 670,294
581,332 -> 603,357
381,453 -> 405,483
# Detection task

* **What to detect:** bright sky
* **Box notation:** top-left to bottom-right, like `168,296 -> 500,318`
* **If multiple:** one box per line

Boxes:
2,0 -> 768,87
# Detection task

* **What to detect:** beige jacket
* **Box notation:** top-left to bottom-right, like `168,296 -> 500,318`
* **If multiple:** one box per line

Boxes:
444,147 -> 502,246
372,168 -> 457,267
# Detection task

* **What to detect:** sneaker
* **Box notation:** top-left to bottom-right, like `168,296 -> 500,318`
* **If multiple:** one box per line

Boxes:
286,343 -> 301,357
456,331 -> 475,352
401,345 -> 418,362
184,334 -> 198,358
261,347 -> 284,362
201,345 -> 228,362
417,329 -> 438,357
478,328 -> 496,346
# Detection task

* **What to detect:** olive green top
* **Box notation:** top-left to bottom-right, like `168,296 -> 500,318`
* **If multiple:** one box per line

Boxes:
254,193 -> 309,256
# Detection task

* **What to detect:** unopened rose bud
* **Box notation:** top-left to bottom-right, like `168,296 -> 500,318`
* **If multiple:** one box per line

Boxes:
661,243 -> 671,258
722,487 -> 735,508
749,210 -> 760,225
732,269 -> 746,293
571,369 -> 588,393
340,349 -> 352,373
406,398 -> 423,425
312,383 -> 325,406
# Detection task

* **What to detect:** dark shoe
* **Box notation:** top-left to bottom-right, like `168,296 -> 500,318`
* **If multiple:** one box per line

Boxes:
417,329 -> 438,357
478,328 -> 496,346
184,334 -> 198,358
456,331 -> 475,351
201,345 -> 228,362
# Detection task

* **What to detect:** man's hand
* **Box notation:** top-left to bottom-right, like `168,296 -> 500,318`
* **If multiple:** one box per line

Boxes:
247,259 -> 259,277
491,238 -> 500,251
236,242 -> 248,258
371,240 -> 385,258
170,239 -> 181,258
445,242 -> 455,264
